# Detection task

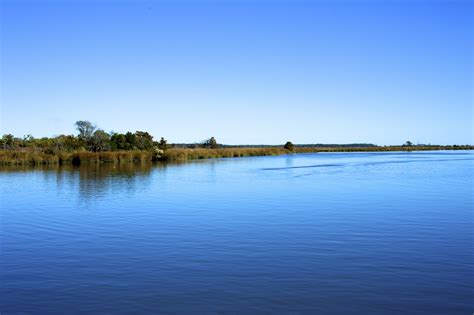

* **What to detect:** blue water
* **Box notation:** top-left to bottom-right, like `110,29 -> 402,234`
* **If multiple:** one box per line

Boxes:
1,151 -> 473,314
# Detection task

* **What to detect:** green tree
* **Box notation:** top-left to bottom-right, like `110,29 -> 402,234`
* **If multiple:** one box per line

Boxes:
404,141 -> 413,146
1,134 -> 15,150
158,137 -> 168,150
284,141 -> 294,151
111,133 -> 128,150
21,134 -> 34,147
125,132 -> 136,149
135,131 -> 154,150
203,137 -> 218,149
90,130 -> 111,152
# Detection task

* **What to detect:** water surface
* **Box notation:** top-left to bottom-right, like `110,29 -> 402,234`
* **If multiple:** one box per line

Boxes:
1,151 -> 473,314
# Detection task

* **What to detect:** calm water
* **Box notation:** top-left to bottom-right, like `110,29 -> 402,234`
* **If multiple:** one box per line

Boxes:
1,151 -> 473,314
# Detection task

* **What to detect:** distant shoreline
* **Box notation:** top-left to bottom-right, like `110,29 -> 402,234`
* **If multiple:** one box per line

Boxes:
1,145 -> 472,166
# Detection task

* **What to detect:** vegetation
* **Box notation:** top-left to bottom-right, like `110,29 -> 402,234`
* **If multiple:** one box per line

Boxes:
284,141 -> 295,151
0,121 -> 472,166
202,137 -> 219,149
161,147 -> 287,162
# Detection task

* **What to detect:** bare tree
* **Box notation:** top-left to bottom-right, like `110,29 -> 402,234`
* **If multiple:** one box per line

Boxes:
75,120 -> 96,140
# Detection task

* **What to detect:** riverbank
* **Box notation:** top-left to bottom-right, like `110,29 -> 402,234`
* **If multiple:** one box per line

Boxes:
0,145 -> 472,166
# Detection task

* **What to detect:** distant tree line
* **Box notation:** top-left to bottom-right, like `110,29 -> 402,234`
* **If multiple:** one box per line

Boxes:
2,122 -> 472,156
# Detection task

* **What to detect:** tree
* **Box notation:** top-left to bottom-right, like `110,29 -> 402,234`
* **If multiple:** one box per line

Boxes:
135,131 -> 154,150
75,120 -> 96,140
404,141 -> 413,147
23,134 -> 34,146
203,137 -> 218,149
158,137 -> 168,150
284,141 -> 294,151
1,134 -> 15,150
124,132 -> 136,148
110,133 -> 128,150
90,130 -> 110,152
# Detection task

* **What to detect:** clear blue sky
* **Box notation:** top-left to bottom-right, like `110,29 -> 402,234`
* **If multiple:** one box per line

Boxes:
1,0 -> 473,145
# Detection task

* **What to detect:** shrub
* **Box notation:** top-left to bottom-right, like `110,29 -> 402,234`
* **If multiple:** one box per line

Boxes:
284,141 -> 294,151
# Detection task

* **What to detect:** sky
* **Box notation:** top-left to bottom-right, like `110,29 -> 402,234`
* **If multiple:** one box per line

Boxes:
1,0 -> 473,145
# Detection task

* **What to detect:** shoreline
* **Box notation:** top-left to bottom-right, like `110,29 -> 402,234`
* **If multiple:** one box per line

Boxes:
0,146 -> 472,166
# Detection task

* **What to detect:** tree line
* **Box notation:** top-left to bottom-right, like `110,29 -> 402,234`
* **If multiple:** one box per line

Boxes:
2,121 -> 471,155
1,120 -> 220,153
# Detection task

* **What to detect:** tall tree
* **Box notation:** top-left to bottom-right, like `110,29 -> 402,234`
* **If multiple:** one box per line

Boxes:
75,120 -> 96,140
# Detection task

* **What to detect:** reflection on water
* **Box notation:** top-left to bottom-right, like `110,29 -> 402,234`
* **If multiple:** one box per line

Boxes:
1,163 -> 157,200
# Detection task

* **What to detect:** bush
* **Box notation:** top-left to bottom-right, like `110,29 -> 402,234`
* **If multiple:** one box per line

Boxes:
284,141 -> 294,151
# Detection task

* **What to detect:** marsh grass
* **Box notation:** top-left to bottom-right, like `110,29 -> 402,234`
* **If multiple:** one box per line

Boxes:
0,145 -> 471,166
0,150 -> 155,166
161,147 -> 289,162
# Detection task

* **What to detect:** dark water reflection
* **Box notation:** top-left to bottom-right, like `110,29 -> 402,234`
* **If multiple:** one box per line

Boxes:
1,152 -> 473,314
1,163 -> 157,200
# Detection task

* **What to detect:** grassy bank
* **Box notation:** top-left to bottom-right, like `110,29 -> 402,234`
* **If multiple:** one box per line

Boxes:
161,147 -> 289,162
0,150 -> 155,166
0,148 -> 288,165
295,145 -> 474,152
0,145 -> 472,166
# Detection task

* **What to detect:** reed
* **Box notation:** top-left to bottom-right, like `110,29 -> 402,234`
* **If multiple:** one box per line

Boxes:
0,150 -> 155,166
0,145 -> 472,166
161,147 -> 289,162
0,151 -> 59,165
